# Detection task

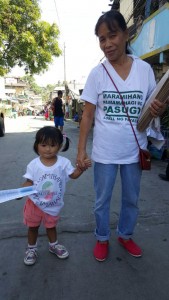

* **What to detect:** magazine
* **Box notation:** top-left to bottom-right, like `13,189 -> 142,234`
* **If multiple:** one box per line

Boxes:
137,69 -> 169,132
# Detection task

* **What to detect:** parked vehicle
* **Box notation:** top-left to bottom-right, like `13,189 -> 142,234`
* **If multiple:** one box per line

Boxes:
0,112 -> 5,137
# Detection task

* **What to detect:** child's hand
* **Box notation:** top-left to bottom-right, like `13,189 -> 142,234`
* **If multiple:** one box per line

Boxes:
84,158 -> 92,168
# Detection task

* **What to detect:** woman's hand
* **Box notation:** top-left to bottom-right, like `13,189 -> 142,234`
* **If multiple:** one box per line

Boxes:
76,150 -> 89,171
150,98 -> 168,118
76,101 -> 95,171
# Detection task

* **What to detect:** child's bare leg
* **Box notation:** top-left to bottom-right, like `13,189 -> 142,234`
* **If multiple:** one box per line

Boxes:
28,226 -> 39,245
46,227 -> 57,243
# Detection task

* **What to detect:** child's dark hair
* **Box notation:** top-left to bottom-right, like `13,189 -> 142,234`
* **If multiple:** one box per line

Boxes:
95,10 -> 131,54
34,126 -> 70,155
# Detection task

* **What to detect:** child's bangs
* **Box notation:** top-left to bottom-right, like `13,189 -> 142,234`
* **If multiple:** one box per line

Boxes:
38,134 -> 58,145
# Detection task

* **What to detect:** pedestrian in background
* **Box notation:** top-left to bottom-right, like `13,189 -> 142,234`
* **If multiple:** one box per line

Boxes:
44,107 -> 49,120
76,10 -> 167,262
52,90 -> 64,132
159,161 -> 169,181
65,103 -> 69,119
20,126 -> 91,266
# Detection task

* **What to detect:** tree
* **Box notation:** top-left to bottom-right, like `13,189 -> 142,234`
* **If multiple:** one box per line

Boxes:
22,75 -> 42,95
41,84 -> 56,103
22,75 -> 55,103
0,0 -> 62,76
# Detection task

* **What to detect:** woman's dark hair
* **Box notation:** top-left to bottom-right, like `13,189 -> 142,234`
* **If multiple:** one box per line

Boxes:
34,126 -> 69,155
95,10 -> 131,54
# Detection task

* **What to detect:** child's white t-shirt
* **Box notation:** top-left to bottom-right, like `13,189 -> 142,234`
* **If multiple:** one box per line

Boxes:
81,56 -> 156,164
23,156 -> 75,216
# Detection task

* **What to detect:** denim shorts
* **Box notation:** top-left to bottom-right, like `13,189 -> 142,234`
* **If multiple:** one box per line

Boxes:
54,116 -> 64,127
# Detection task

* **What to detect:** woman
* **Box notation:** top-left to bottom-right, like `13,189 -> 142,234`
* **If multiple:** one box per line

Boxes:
76,10 -> 166,262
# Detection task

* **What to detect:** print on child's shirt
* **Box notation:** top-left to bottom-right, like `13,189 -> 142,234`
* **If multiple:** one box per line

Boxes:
103,91 -> 143,123
33,173 -> 62,209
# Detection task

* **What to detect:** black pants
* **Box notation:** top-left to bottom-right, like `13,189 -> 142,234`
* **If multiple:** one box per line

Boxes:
166,162 -> 169,178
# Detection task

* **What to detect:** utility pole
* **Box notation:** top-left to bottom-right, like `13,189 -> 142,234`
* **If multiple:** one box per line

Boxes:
63,42 -> 69,104
63,42 -> 66,84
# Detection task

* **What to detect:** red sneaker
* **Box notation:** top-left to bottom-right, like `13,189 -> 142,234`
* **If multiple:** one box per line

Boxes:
118,237 -> 142,257
93,241 -> 109,261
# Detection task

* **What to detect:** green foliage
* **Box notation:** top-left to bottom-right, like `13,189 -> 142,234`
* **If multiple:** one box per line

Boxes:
22,75 -> 55,102
41,84 -> 56,103
0,0 -> 62,76
22,75 -> 42,94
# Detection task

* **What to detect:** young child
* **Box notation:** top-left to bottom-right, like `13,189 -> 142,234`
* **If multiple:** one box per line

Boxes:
21,126 -> 91,266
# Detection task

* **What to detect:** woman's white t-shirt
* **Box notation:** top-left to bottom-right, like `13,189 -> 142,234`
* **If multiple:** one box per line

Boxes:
23,156 -> 75,216
81,56 -> 156,164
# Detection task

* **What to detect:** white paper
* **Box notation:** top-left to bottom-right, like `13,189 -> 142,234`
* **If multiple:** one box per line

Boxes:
0,186 -> 37,204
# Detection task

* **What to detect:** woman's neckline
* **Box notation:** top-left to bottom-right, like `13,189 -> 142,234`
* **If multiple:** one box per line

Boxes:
107,55 -> 134,81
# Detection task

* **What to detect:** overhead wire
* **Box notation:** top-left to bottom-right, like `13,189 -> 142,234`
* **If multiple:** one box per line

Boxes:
108,0 -> 144,25
52,0 -> 65,58
53,0 -> 61,29
123,1 -> 135,22
125,0 -> 145,24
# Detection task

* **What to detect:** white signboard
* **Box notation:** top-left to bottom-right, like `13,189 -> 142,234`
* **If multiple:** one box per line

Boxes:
0,186 -> 37,204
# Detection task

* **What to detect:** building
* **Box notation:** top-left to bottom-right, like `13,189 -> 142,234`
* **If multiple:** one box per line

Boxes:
4,76 -> 28,98
1,76 -> 42,117
129,1 -> 169,81
117,0 -> 169,80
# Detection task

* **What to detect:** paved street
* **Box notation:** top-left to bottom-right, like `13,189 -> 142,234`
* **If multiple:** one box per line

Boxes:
0,116 -> 169,300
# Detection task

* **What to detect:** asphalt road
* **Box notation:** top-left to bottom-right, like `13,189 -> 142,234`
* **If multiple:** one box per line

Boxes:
0,116 -> 169,300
